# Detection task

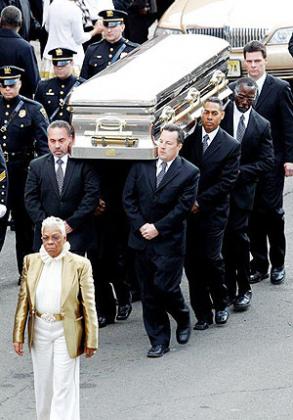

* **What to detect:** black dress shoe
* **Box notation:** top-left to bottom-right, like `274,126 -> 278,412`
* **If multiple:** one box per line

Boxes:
147,345 -> 170,358
193,320 -> 213,330
176,324 -> 191,344
270,266 -> 285,285
233,291 -> 252,312
249,271 -> 269,284
215,309 -> 229,325
116,304 -> 132,321
98,316 -> 115,328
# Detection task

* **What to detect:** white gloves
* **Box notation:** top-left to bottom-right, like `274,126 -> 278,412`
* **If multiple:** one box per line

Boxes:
0,204 -> 7,218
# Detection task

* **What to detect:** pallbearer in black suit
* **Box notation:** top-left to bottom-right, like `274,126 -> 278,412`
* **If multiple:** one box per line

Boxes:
123,124 -> 199,358
0,65 -> 48,273
80,9 -> 139,80
241,41 -> 293,285
221,78 -> 274,311
181,97 -> 240,330
34,48 -> 84,123
0,146 -> 8,227
25,120 -> 100,255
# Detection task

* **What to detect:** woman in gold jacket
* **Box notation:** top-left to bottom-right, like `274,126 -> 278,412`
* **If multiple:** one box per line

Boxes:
13,216 -> 98,420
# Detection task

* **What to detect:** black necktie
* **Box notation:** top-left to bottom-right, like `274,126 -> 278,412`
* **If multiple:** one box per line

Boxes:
56,158 -> 64,194
156,161 -> 167,187
202,134 -> 210,153
236,114 -> 246,143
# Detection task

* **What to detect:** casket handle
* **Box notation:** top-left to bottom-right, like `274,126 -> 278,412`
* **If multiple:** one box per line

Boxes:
96,117 -> 126,132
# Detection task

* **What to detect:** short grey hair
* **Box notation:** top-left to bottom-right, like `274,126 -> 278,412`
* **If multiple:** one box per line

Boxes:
41,216 -> 66,236
0,6 -> 22,27
48,120 -> 75,137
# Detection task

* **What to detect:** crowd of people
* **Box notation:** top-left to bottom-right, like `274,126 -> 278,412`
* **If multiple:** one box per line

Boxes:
0,2 -> 293,419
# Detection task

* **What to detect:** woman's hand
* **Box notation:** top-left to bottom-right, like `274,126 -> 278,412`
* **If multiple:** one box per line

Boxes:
84,347 -> 96,358
13,342 -> 24,356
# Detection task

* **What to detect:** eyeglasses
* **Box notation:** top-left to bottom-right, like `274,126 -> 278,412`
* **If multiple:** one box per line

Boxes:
41,234 -> 63,242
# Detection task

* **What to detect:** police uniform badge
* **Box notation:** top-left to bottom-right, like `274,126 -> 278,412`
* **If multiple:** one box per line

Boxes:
106,10 -> 114,17
56,49 -> 63,56
4,66 -> 11,75
19,109 -> 26,118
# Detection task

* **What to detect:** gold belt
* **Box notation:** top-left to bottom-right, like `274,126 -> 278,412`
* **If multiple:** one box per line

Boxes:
35,310 -> 64,322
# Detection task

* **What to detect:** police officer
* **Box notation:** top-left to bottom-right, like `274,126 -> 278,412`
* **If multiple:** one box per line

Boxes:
34,48 -> 84,123
0,65 -> 49,274
80,9 -> 139,80
0,146 -> 8,226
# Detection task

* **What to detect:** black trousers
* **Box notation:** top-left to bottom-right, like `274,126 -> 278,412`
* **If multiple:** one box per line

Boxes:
87,213 -> 131,321
223,203 -> 251,299
0,162 -> 33,273
185,212 -> 228,322
136,247 -> 189,347
249,164 -> 285,272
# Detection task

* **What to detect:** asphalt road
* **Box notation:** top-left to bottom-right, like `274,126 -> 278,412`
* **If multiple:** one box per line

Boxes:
1,179 -> 293,420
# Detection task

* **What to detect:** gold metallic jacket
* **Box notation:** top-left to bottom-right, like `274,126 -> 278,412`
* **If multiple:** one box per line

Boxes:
13,252 -> 98,358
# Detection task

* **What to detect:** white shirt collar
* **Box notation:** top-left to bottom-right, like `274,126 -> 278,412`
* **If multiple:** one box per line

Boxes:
156,158 -> 175,174
250,72 -> 267,95
202,126 -> 219,145
54,154 -> 69,165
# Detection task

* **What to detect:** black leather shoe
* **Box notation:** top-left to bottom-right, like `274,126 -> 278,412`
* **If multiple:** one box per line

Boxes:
176,324 -> 191,344
270,266 -> 285,285
98,316 -> 115,328
233,291 -> 252,312
116,304 -> 132,321
147,345 -> 170,358
215,309 -> 229,325
249,271 -> 269,284
193,320 -> 213,330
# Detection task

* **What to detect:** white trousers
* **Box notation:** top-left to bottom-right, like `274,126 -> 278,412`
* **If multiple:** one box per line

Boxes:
31,318 -> 80,420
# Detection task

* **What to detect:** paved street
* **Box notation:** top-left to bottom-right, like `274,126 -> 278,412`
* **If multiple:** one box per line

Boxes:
1,179 -> 293,420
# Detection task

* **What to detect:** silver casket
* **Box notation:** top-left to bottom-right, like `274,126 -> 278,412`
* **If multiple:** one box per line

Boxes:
70,34 -> 231,160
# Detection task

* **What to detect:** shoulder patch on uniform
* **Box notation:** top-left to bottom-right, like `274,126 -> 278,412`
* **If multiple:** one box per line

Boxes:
125,39 -> 140,48
40,107 -> 48,119
0,170 -> 6,182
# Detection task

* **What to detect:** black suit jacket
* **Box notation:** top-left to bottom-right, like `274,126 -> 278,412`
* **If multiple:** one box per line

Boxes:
123,156 -> 200,256
230,75 -> 293,163
25,153 -> 100,235
0,29 -> 40,98
181,125 -> 240,218
221,102 -> 274,210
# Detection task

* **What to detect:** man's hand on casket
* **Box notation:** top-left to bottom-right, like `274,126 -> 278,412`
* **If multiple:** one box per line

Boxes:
140,223 -> 159,240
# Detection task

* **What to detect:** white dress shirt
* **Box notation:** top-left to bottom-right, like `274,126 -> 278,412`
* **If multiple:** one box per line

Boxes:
54,154 -> 69,176
43,0 -> 91,67
156,158 -> 175,176
233,104 -> 251,139
202,126 -> 219,147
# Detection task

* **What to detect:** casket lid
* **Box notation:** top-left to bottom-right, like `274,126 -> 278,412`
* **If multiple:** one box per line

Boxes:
70,34 -> 230,107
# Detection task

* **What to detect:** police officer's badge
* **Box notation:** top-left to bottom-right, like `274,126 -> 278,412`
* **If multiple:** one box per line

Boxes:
19,109 -> 26,118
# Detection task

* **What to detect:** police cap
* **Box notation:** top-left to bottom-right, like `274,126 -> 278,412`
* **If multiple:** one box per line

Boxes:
48,48 -> 77,67
0,65 -> 24,86
99,9 -> 127,27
